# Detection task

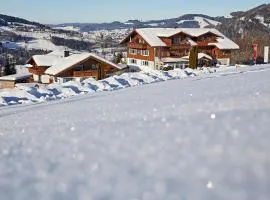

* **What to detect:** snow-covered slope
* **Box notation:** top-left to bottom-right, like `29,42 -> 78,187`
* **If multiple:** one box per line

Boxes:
0,64 -> 270,200
177,16 -> 221,28
52,26 -> 80,32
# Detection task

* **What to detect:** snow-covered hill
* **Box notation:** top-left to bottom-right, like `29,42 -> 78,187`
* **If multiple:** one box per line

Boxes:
0,64 -> 270,200
55,14 -> 222,32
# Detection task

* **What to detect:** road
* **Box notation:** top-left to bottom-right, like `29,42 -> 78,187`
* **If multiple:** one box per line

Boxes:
0,65 -> 270,200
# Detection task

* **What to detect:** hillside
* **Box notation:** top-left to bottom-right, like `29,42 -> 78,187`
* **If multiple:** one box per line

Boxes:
217,4 -> 270,38
217,4 -> 270,63
0,13 -> 47,28
52,4 -> 270,34
52,14 -> 222,32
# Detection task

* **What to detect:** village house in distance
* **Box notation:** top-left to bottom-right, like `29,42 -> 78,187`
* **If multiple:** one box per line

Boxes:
121,28 -> 239,70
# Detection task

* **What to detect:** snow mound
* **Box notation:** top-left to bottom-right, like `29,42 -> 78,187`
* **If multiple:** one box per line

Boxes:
0,96 -> 7,106
82,78 -> 112,91
0,65 -> 255,107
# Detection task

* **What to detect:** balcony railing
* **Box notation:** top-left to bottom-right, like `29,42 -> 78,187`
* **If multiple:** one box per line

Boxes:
73,70 -> 98,78
128,43 -> 148,49
170,44 -> 190,50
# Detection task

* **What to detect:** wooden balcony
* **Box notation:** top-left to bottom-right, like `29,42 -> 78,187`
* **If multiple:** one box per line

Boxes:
73,70 -> 98,78
128,43 -> 148,49
170,44 -> 190,50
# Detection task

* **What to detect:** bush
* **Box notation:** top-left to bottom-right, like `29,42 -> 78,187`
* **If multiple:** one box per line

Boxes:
162,65 -> 174,71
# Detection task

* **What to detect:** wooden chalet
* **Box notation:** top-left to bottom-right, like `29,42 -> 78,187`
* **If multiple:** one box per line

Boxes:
26,51 -> 124,84
120,28 -> 239,70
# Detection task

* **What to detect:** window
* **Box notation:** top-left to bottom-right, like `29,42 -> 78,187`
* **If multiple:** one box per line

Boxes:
142,60 -> 149,66
141,50 -> 149,56
129,48 -> 137,54
74,65 -> 83,71
89,64 -> 98,70
172,37 -> 181,45
130,59 -> 137,64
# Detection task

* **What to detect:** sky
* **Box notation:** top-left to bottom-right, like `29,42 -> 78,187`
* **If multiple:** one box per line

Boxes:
0,0 -> 268,24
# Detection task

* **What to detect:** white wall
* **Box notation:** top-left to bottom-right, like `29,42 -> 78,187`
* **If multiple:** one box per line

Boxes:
264,46 -> 269,63
127,58 -> 155,70
33,74 -> 40,82
41,75 -> 51,84
218,58 -> 230,66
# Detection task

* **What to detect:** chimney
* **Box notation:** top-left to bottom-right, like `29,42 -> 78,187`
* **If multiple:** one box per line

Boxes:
64,50 -> 70,57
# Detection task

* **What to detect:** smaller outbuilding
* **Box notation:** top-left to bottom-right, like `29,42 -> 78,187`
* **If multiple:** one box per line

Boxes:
0,73 -> 32,89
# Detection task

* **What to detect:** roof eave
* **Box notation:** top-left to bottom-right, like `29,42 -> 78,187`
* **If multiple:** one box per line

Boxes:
119,30 -> 137,45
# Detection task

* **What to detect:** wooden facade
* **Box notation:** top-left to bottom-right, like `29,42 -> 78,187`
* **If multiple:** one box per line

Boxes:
27,58 -> 50,76
122,29 -> 238,69
0,76 -> 32,89
55,59 -> 116,80
127,35 -> 155,62
26,53 -> 121,84
0,80 -> 15,88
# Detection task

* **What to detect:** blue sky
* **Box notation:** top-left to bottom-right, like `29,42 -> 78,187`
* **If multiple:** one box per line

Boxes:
0,0 -> 268,24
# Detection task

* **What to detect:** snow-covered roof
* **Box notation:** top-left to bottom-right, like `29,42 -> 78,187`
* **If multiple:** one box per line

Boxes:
122,28 -> 239,50
0,73 -> 31,81
28,54 -> 62,67
208,29 -> 240,50
187,38 -> 197,46
45,53 -> 122,76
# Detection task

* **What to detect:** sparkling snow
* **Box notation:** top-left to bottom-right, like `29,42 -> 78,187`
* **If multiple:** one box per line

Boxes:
0,64 -> 269,200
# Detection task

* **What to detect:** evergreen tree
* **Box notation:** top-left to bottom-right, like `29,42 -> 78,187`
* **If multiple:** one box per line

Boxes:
4,60 -> 16,76
114,52 -> 124,64
189,46 -> 198,69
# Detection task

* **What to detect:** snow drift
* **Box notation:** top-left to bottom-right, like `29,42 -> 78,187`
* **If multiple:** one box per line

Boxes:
0,65 -> 248,107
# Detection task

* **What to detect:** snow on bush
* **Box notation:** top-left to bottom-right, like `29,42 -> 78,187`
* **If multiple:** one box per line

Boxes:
0,96 -> 7,106
0,66 -> 250,106
82,78 -> 111,92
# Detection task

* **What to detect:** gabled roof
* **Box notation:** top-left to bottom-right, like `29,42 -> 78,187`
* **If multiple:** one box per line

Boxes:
27,54 -> 62,67
45,53 -> 123,76
121,28 -> 239,50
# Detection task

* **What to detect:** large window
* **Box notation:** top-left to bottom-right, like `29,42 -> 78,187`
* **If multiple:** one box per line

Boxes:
129,48 -> 137,55
141,50 -> 149,56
